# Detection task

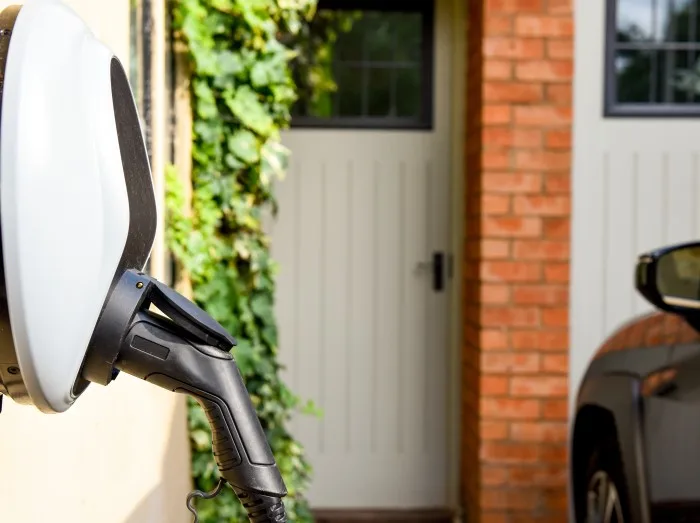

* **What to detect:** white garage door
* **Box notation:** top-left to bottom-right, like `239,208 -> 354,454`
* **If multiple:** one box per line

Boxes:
571,0 -> 700,400
269,0 -> 456,510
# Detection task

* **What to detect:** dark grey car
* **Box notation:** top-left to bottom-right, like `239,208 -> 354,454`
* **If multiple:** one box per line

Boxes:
572,240 -> 700,523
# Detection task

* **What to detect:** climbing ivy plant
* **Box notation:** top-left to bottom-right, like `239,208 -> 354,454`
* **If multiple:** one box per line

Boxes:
166,0 -> 323,521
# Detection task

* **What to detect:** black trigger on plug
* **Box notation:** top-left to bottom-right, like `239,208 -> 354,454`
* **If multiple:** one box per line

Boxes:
149,280 -> 237,351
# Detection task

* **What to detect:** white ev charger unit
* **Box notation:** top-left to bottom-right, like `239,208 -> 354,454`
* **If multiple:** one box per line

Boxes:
0,1 -> 288,520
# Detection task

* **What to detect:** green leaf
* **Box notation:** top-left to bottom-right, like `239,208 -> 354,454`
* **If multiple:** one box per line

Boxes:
228,130 -> 260,163
233,339 -> 256,376
190,429 -> 213,451
225,86 -> 275,137
261,139 -> 290,183
217,50 -> 244,75
250,61 -> 271,87
271,84 -> 297,104
250,54 -> 287,87
211,0 -> 234,11
192,79 -> 218,119
301,400 -> 324,417
250,292 -> 273,320
224,153 -> 245,170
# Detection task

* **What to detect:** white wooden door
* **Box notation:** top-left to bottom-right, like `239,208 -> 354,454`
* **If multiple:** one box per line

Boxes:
269,0 -> 454,509
571,0 -> 700,399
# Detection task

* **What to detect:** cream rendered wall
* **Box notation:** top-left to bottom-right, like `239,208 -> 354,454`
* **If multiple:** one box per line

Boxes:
0,2 -> 191,523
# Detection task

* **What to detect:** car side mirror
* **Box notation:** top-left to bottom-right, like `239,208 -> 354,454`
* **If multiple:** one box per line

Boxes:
636,241 -> 700,314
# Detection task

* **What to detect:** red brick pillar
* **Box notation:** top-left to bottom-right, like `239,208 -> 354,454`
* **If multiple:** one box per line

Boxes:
462,0 -> 573,521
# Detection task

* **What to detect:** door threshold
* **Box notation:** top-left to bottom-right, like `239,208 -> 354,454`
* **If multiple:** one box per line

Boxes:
313,508 -> 454,523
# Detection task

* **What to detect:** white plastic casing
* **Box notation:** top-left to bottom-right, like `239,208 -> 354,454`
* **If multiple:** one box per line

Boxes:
1,0 -> 143,413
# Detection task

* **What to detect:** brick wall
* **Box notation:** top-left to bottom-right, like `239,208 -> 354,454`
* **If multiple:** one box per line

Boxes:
462,0 -> 573,521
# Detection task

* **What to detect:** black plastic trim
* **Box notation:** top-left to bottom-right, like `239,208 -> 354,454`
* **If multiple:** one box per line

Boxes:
635,240 -> 700,327
108,57 -> 158,286
75,58 -> 157,393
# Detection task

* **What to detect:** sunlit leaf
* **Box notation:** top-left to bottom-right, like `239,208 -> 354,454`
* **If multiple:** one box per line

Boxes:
228,130 -> 260,163
225,86 -> 275,136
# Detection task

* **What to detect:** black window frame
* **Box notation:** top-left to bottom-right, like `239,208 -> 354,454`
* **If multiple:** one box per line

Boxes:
290,0 -> 436,131
605,0 -> 700,118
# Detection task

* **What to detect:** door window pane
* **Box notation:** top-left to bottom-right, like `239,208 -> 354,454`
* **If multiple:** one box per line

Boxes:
606,0 -> 700,116
607,0 -> 700,114
289,0 -> 434,129
396,66 -> 422,118
616,49 -> 653,102
336,64 -> 363,116
366,67 -> 393,117
616,0 -> 654,41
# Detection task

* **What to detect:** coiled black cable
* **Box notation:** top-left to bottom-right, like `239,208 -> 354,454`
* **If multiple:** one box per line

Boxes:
187,479 -> 287,523
234,489 -> 288,523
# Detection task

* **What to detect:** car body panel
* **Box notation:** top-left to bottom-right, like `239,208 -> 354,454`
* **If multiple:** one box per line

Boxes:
586,311 -> 698,374
576,373 -> 651,523
574,311 -> 700,522
644,394 -> 700,508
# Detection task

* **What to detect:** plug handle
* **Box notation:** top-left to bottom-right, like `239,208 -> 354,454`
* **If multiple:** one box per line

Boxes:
115,310 -> 287,497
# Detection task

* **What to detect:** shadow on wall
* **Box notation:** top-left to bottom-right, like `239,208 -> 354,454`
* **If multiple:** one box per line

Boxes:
0,379 -> 193,523
126,395 -> 192,523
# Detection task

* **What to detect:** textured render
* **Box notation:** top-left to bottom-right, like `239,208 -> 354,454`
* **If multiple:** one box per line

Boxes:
0,1 -> 191,522
463,0 -> 573,520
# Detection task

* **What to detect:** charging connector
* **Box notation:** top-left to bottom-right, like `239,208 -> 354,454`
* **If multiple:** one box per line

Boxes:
81,269 -> 288,522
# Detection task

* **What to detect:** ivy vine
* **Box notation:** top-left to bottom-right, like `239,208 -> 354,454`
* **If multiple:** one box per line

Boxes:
166,0 -> 322,521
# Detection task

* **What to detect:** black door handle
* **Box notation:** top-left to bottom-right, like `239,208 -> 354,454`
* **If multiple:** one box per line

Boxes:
432,251 -> 445,292
415,252 -> 447,292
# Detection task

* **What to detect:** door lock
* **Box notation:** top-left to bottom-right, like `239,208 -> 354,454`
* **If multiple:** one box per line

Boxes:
415,251 -> 446,292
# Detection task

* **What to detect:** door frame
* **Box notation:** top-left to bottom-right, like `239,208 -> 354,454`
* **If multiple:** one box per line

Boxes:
445,0 -> 466,517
